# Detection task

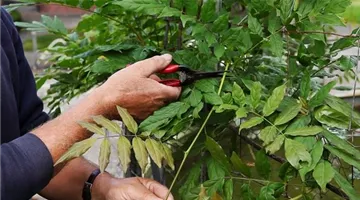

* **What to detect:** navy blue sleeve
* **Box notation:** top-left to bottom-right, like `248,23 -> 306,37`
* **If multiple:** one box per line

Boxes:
1,134 -> 54,200
1,7 -> 53,200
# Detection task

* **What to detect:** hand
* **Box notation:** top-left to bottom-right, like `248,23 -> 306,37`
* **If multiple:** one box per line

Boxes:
92,175 -> 175,200
96,54 -> 181,119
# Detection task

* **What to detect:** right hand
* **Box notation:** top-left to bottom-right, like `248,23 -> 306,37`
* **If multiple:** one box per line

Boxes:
95,54 -> 181,119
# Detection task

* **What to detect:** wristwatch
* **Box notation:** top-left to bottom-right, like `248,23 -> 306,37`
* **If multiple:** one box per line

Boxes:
82,168 -> 101,200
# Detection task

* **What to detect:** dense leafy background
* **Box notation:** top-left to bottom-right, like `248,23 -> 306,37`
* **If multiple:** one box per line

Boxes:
8,0 -> 360,199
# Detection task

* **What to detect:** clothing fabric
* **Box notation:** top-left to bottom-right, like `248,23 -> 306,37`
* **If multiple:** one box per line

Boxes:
1,7 -> 53,199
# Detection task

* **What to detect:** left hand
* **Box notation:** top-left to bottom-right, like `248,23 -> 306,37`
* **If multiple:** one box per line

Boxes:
92,174 -> 174,200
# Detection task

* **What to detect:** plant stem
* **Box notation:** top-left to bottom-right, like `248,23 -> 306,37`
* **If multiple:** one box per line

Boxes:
165,63 -> 230,199
289,194 -> 303,200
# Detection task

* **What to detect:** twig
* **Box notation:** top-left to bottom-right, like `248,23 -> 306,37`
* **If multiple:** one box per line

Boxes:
165,63 -> 230,199
289,30 -> 359,38
311,60 -> 338,77
228,124 -> 349,199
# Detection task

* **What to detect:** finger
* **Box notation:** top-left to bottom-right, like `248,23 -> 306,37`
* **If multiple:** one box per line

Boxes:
131,185 -> 163,200
129,54 -> 172,77
139,178 -> 174,200
160,84 -> 182,101
149,74 -> 161,81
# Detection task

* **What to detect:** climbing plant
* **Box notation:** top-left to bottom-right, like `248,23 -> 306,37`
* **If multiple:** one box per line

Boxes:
7,0 -> 360,199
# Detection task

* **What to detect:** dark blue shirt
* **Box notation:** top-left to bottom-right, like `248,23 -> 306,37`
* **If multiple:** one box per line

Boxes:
1,8 -> 53,199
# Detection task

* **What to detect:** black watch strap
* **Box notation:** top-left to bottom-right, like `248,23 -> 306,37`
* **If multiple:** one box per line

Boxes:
82,169 -> 101,200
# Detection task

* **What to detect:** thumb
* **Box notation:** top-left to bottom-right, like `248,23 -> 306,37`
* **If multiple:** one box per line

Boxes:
129,54 -> 172,77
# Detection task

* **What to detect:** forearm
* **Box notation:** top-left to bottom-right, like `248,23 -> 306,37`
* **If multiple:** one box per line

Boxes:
40,157 -> 112,200
32,88 -> 110,162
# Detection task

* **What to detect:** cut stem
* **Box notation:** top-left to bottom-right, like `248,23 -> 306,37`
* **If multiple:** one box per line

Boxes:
165,63 -> 230,199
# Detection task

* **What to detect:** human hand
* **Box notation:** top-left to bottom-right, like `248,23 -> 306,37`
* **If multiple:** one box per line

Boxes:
95,54 -> 181,119
92,175 -> 174,200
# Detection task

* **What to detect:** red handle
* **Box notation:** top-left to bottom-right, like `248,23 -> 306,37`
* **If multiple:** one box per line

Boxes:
159,64 -> 179,74
159,79 -> 181,87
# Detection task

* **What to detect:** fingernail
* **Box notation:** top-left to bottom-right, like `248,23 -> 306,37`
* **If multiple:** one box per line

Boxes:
162,54 -> 172,61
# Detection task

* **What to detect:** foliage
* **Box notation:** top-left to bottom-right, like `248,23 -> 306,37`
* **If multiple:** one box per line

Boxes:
9,0 -> 360,199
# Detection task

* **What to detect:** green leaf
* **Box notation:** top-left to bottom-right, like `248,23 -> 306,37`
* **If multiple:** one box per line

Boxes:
162,144 -> 175,170
324,0 -> 351,14
250,82 -> 262,109
116,106 -> 138,134
300,71 -> 311,99
204,93 -> 223,105
139,102 -> 183,131
286,115 -> 311,132
248,14 -> 263,36
338,55 -> 356,71
215,104 -> 238,113
265,135 -> 285,154
274,102 -> 302,125
117,136 -> 132,172
258,185 -> 276,200
263,84 -> 286,116
268,11 -> 281,33
334,170 -> 360,200
259,126 -> 278,145
230,151 -> 251,177
195,80 -> 216,93
297,0 -> 314,19
299,141 -> 324,181
145,138 -> 164,168
315,106 -> 358,129
240,184 -> 255,200
92,115 -> 121,134
325,96 -> 360,127
207,158 -> 226,180
91,54 -> 132,74
55,137 -> 97,165
177,103 -> 191,118
132,137 -> 148,173
114,0 -> 181,17
322,130 -> 360,160
284,126 -> 323,136
256,150 -> 271,179
331,37 -> 356,52
78,121 -> 105,135
205,136 -> 231,171
232,83 -> 246,106
223,179 -> 233,200
316,14 -> 345,26
236,107 -> 248,119
240,117 -> 264,131
212,14 -> 229,33
214,44 -> 226,60
313,160 -> 335,192
269,33 -> 283,57
193,102 -> 204,118
180,14 -> 196,27
325,145 -> 360,171
41,15 -> 68,35
280,0 -> 294,23
285,138 -> 311,168
189,89 -> 203,107
200,0 -> 216,22
99,138 -> 111,172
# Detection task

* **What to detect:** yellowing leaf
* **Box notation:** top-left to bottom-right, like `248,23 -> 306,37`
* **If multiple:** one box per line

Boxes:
55,137 -> 97,165
274,102 -> 302,125
259,126 -> 278,145
284,126 -> 323,136
145,138 -> 164,168
265,135 -> 285,154
78,121 -> 105,135
162,144 -> 175,170
117,106 -> 138,134
99,138 -> 111,172
263,84 -> 286,116
236,107 -> 248,119
132,137 -> 148,173
240,117 -> 263,131
93,115 -> 121,134
117,136 -> 132,172
285,138 -> 311,169
313,160 -> 335,192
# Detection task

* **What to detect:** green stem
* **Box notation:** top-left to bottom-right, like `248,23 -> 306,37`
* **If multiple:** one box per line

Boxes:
251,112 -> 284,134
289,194 -> 303,200
165,63 -> 230,199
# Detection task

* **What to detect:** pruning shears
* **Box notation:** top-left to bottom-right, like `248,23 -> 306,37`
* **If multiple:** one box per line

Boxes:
158,64 -> 229,87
